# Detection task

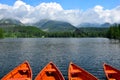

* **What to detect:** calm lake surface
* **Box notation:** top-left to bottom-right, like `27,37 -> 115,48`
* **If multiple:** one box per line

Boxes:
0,38 -> 120,80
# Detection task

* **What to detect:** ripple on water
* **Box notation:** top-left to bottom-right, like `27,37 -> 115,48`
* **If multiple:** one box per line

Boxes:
0,38 -> 120,80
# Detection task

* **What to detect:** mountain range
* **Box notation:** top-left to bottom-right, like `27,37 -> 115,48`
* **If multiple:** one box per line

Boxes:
0,18 -> 22,25
78,23 -> 111,28
33,20 -> 76,32
0,18 -> 23,28
0,18 -> 111,32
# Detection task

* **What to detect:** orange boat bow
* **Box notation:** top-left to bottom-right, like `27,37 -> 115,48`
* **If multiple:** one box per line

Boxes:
1,61 -> 32,80
103,63 -> 120,80
35,61 -> 65,80
68,62 -> 98,80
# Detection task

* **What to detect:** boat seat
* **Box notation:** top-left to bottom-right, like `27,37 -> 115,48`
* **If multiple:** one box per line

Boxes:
109,78 -> 116,80
46,77 -> 56,80
45,69 -> 56,72
71,77 -> 83,80
19,68 -> 29,71
106,70 -> 117,73
71,70 -> 82,74
7,78 -> 31,80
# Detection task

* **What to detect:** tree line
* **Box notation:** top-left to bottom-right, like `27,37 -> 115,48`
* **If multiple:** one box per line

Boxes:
107,24 -> 120,40
0,28 -> 4,38
1,26 -> 46,38
0,24 -> 120,39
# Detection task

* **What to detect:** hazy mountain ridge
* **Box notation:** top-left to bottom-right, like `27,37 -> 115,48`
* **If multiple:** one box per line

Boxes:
32,19 -> 50,28
0,18 -> 22,25
33,20 -> 76,32
0,18 -> 112,32
0,18 -> 23,28
78,22 -> 111,27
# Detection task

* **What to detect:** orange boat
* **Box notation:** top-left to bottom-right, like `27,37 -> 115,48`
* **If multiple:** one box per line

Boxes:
1,61 -> 32,80
68,62 -> 98,80
103,63 -> 120,80
35,61 -> 65,80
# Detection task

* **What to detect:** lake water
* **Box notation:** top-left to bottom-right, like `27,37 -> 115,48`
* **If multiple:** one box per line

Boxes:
0,38 -> 120,80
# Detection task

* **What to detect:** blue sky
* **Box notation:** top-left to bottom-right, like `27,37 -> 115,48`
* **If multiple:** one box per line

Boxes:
0,0 -> 120,10
0,0 -> 120,25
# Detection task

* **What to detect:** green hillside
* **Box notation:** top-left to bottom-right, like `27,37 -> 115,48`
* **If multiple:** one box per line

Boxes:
74,27 -> 109,37
34,20 -> 76,32
1,26 -> 46,38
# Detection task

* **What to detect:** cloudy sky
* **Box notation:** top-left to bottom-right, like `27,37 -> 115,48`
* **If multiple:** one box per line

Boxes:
0,0 -> 120,26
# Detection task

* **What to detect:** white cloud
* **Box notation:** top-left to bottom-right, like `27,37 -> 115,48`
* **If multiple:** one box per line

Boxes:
94,5 -> 103,12
0,0 -> 120,26
93,5 -> 120,24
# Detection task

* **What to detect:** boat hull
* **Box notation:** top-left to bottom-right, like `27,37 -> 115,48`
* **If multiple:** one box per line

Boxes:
103,63 -> 120,80
1,61 -> 32,80
68,62 -> 98,80
35,61 -> 65,80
